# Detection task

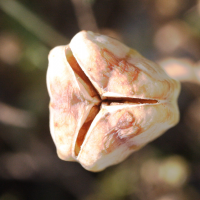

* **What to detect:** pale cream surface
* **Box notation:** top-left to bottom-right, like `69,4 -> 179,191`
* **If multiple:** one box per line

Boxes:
47,31 -> 180,172
78,102 -> 179,171
47,45 -> 100,161
70,31 -> 180,101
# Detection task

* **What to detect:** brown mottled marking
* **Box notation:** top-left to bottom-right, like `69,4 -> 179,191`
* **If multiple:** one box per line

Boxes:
116,111 -> 135,129
71,92 -> 83,106
102,50 -> 119,69
102,111 -> 143,155
50,79 -> 84,110
49,77 -> 85,134
118,60 -> 129,73
100,48 -> 140,90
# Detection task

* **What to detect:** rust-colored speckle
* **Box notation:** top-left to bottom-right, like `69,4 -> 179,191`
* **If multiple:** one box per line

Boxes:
56,134 -> 65,145
129,144 -> 143,151
50,78 -> 83,111
105,113 -> 110,118
54,122 -> 58,127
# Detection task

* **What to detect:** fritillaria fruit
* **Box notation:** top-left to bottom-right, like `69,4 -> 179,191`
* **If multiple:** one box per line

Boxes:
47,31 -> 180,172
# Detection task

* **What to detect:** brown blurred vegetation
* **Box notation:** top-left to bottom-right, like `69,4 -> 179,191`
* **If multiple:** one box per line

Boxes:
0,0 -> 200,200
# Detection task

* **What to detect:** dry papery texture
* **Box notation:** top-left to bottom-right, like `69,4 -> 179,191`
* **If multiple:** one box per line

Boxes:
47,31 -> 180,172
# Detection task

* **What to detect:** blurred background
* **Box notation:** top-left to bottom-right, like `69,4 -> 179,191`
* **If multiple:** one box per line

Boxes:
0,0 -> 200,199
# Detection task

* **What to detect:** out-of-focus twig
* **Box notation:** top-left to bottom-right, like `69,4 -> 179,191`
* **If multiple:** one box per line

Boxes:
159,58 -> 200,85
0,101 -> 36,128
71,0 -> 98,32
0,0 -> 68,47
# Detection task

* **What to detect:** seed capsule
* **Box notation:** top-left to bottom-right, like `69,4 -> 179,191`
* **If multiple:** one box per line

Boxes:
47,31 -> 180,172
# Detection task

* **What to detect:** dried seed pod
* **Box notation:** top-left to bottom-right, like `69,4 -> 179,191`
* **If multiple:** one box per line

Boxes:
47,31 -> 180,172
